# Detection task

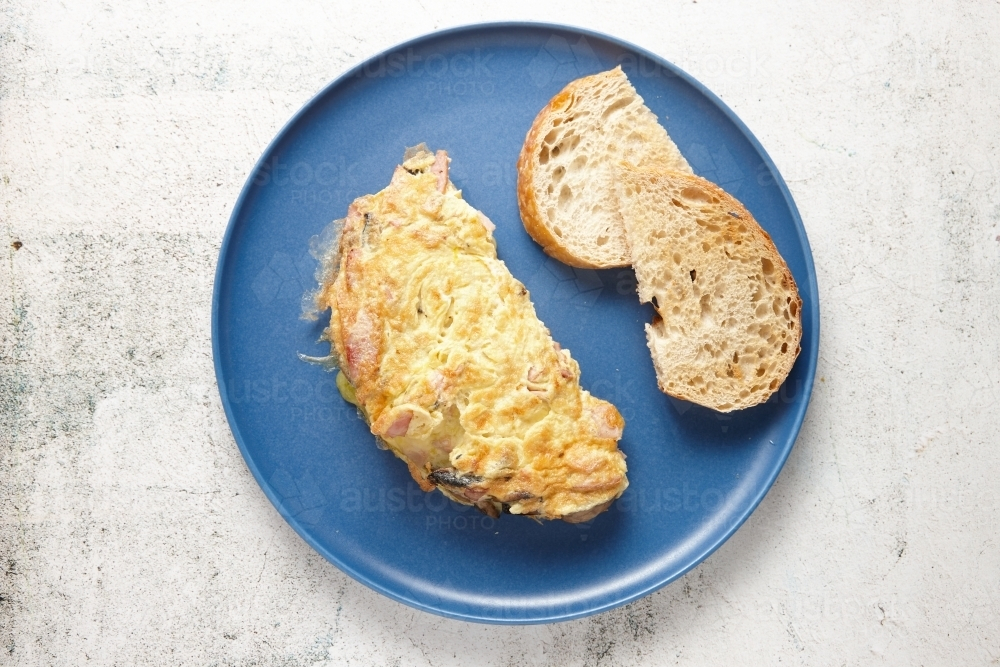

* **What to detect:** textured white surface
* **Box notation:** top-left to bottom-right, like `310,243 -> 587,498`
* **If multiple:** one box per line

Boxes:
2,0 -> 999,664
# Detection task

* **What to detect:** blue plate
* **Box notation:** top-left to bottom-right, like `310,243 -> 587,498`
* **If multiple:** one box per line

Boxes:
213,22 -> 818,624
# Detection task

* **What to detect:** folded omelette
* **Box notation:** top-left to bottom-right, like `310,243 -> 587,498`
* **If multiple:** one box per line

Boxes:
310,147 -> 628,522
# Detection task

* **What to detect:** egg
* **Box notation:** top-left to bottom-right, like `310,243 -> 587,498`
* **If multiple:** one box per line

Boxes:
313,147 -> 628,522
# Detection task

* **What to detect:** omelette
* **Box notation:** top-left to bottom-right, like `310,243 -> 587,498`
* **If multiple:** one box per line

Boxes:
309,147 -> 628,522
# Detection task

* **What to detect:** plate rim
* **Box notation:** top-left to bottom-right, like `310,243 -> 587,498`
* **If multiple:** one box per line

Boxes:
211,20 -> 820,624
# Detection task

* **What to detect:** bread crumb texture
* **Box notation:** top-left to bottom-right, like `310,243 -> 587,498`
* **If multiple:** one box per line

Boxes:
616,166 -> 802,411
517,66 -> 691,269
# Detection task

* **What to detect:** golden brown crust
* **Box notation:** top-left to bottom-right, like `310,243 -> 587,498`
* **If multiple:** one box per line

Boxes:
516,68 -> 691,270
617,167 -> 803,411
655,173 -> 803,359
517,74 -> 629,269
516,87 -> 609,269
318,149 -> 629,521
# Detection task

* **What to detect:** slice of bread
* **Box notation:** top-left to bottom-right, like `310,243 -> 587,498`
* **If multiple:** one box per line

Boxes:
517,66 -> 691,269
615,166 -> 802,412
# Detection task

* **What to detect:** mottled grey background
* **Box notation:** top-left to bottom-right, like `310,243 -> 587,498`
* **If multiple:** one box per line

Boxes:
2,1 -> 999,665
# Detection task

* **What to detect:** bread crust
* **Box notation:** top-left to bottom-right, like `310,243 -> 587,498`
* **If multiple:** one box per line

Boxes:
517,87 -> 611,269
517,68 -> 690,269
617,167 -> 803,411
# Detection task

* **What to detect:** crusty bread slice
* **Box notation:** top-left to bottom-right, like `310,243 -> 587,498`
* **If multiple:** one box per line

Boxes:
517,66 -> 692,269
615,166 -> 802,412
